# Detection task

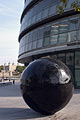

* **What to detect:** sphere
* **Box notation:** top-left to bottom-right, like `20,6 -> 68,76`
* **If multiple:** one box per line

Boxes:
20,58 -> 74,115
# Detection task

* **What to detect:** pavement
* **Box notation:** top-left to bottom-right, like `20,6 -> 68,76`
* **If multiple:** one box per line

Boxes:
0,82 -> 80,120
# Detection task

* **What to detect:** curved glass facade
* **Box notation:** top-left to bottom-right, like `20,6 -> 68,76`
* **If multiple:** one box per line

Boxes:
20,0 -> 77,34
19,14 -> 80,55
18,0 -> 80,88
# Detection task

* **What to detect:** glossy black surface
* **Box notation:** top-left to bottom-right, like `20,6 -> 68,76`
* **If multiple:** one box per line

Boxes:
20,58 -> 74,115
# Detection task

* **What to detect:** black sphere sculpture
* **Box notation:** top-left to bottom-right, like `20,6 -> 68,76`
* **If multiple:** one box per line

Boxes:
20,58 -> 74,115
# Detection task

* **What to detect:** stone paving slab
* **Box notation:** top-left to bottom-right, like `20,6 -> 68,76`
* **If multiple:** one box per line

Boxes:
0,82 -> 80,120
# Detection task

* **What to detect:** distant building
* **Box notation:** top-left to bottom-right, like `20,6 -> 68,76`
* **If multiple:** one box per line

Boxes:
0,62 -> 16,77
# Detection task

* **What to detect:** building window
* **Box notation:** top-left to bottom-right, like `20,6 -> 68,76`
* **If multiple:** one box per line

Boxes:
58,33 -> 67,44
50,35 -> 58,45
49,5 -> 57,16
33,31 -> 38,41
75,69 -> 80,87
28,43 -> 32,51
69,18 -> 79,31
59,24 -> 68,33
28,33 -> 32,43
78,30 -> 80,41
75,51 -> 80,69
75,51 -> 80,87
36,12 -> 42,22
66,0 -> 77,9
31,15 -> 36,24
43,37 -> 50,46
25,44 -> 28,52
42,8 -> 49,19
44,26 -> 51,37
37,39 -> 43,48
66,53 -> 74,65
32,41 -> 37,49
37,28 -> 44,39
51,55 -> 57,59
51,25 -> 59,35
25,35 -> 29,44
58,53 -> 66,63
68,31 -> 77,42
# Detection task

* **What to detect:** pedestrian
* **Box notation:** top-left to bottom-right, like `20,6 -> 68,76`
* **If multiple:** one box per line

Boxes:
13,80 -> 15,84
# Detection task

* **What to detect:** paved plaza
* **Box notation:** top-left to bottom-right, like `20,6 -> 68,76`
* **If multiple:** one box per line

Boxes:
0,82 -> 80,120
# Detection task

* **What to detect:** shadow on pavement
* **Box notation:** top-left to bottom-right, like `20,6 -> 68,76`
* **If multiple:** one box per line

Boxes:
74,89 -> 80,94
0,108 -> 47,119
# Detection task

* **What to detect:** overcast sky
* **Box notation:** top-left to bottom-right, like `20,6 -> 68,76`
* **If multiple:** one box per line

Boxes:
0,0 -> 24,65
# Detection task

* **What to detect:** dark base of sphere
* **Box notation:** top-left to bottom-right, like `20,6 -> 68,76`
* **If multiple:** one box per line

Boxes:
20,58 -> 74,115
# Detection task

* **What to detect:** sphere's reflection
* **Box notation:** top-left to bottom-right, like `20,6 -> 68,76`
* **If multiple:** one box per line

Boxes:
20,58 -> 74,115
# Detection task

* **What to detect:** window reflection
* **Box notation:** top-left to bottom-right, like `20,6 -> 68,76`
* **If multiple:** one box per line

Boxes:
75,51 -> 80,68
37,39 -> 43,48
69,18 -> 78,31
49,5 -> 56,16
51,25 -> 59,35
58,33 -> 67,44
50,35 -> 58,45
44,27 -> 51,37
38,28 -> 44,39
43,37 -> 50,46
66,53 -> 74,65
36,12 -> 42,21
32,41 -> 37,49
42,8 -> 49,19
59,24 -> 68,33
66,0 -> 76,9
58,54 -> 65,63
28,43 -> 32,51
78,30 -> 80,41
33,31 -> 38,41
68,31 -> 77,42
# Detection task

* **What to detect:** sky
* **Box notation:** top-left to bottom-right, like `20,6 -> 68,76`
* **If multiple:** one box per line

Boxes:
0,0 -> 24,65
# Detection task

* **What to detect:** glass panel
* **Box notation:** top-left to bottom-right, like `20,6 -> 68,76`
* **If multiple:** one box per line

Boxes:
25,35 -> 29,44
33,31 -> 38,41
38,28 -> 44,39
75,69 -> 80,83
36,12 -> 42,21
28,33 -> 32,43
28,43 -> 32,51
59,24 -> 68,33
68,31 -> 77,42
44,27 -> 51,37
28,19 -> 31,26
42,8 -> 49,19
43,37 -> 50,46
66,0 -> 77,9
75,51 -> 80,68
51,25 -> 59,35
78,30 -> 80,41
25,44 -> 28,52
31,15 -> 36,24
51,55 -> 57,59
32,41 -> 37,49
58,33 -> 67,44
69,18 -> 78,31
58,53 -> 65,63
37,39 -> 43,48
50,35 -> 58,45
66,53 -> 74,65
49,5 -> 56,15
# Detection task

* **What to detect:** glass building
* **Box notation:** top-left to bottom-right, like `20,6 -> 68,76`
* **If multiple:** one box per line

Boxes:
18,0 -> 80,88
